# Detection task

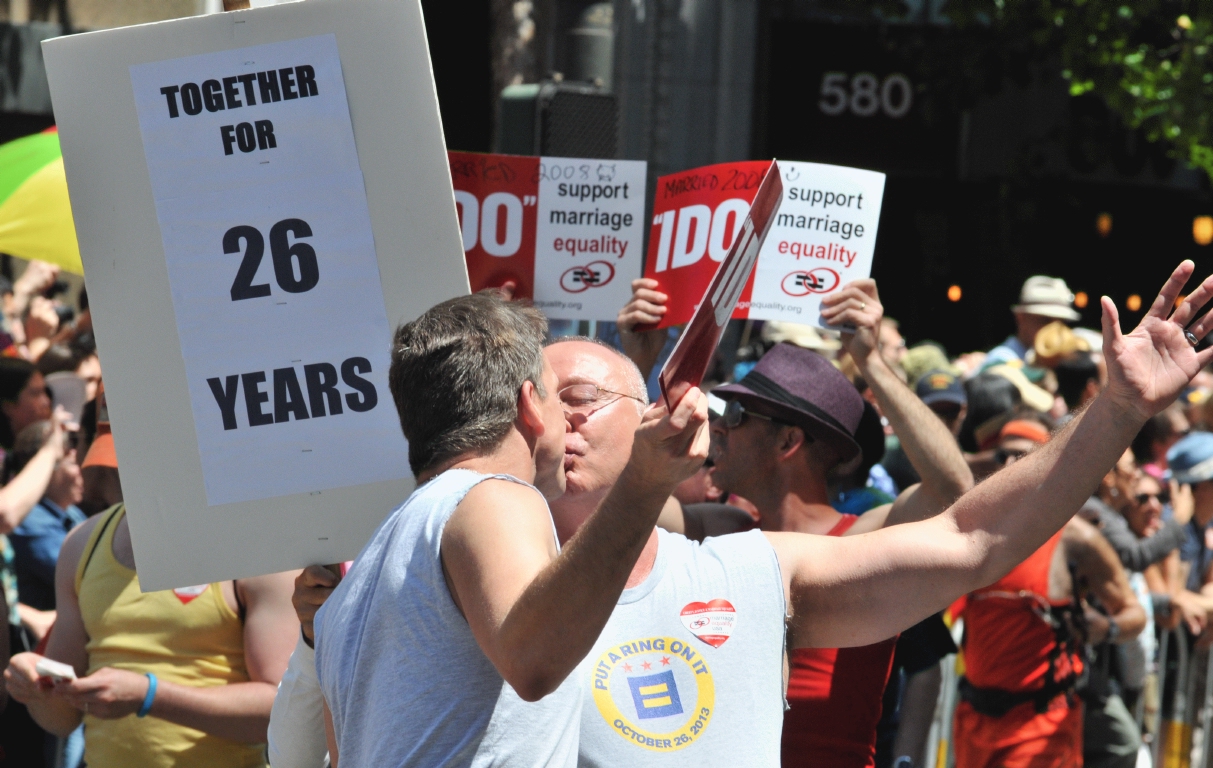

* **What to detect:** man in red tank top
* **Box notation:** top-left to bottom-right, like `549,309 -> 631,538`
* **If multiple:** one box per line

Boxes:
952,421 -> 1146,768
710,279 -> 976,768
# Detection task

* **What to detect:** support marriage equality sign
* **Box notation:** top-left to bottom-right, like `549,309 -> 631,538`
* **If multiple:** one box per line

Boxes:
449,151 -> 646,321
643,160 -> 886,329
43,0 -> 469,589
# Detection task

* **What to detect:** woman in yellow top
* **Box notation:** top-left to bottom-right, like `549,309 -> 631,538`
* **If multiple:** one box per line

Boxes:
3,478 -> 299,768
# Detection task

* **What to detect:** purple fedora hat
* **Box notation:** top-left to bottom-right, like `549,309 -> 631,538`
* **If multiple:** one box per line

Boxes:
714,342 -> 863,461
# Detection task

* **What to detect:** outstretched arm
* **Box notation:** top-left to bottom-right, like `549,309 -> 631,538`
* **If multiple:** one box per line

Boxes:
0,415 -> 68,534
822,280 -> 973,534
773,261 -> 1213,649
442,386 -> 709,701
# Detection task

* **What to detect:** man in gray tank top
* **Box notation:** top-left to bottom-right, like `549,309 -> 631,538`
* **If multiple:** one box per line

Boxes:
312,294 -> 712,767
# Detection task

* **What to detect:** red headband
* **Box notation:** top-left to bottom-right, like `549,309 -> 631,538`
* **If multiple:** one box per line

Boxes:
999,419 -> 1050,445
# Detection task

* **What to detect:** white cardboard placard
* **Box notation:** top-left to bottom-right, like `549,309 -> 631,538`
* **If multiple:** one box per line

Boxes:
531,158 -> 647,321
43,0 -> 469,590
748,161 -> 886,326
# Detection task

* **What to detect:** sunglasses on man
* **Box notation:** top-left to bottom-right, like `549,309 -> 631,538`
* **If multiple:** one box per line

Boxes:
720,399 -> 810,442
1135,490 -> 1171,507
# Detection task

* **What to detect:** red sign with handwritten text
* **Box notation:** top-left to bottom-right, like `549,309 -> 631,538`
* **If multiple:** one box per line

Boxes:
643,161 -> 772,329
448,152 -> 539,301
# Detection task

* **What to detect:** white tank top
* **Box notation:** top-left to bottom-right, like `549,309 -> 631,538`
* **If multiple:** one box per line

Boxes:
314,469 -> 580,767
577,527 -> 786,766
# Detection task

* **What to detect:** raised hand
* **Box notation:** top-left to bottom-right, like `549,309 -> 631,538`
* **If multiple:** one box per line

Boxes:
617,278 -> 670,380
25,296 -> 60,341
294,564 -> 340,645
1102,261 -> 1213,422
625,385 -> 710,490
820,278 -> 884,366
13,261 -> 59,304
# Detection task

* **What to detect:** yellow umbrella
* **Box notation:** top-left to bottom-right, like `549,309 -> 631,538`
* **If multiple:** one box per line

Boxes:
0,127 -> 82,275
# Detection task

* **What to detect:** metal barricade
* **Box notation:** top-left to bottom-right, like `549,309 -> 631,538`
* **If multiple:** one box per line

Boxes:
924,617 -> 963,768
1154,628 -> 1172,766
1151,627 -> 1213,768
1161,627 -> 1191,768
1199,644 -> 1213,768
930,652 -> 960,768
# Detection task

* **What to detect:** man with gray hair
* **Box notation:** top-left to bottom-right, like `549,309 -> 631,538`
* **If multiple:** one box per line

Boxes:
312,293 -> 710,767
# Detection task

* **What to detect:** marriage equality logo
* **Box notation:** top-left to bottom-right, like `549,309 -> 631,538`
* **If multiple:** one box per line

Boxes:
591,636 -> 715,752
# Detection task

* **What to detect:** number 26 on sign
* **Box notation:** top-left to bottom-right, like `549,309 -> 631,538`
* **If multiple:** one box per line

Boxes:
223,218 -> 319,301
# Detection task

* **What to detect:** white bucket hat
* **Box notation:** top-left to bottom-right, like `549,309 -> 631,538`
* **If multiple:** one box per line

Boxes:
1012,276 -> 1080,322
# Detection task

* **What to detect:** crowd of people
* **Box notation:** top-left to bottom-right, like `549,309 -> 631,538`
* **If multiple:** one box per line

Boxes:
0,254 -> 1210,768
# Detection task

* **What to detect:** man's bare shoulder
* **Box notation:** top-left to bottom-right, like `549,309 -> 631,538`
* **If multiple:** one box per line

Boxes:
444,478 -> 555,549
1063,514 -> 1101,547
457,478 -> 548,514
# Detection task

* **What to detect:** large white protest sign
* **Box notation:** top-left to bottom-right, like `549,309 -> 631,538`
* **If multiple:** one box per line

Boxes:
532,158 -> 647,320
43,0 -> 468,590
130,35 -> 403,506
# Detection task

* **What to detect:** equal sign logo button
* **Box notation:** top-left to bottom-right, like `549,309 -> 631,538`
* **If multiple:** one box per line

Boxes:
627,670 -> 684,720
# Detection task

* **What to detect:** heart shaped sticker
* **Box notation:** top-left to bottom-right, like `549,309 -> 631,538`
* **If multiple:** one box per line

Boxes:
172,584 -> 209,605
680,599 -> 736,648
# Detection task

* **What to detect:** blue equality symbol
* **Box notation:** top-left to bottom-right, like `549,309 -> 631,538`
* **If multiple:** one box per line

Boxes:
626,670 -> 684,720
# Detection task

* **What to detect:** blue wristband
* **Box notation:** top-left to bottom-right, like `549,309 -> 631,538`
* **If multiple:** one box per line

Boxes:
137,673 -> 157,718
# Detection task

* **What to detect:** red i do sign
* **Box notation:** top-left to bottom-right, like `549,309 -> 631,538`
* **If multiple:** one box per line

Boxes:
643,160 -> 772,329
449,152 -> 539,301
658,162 -> 784,406
645,159 -> 885,329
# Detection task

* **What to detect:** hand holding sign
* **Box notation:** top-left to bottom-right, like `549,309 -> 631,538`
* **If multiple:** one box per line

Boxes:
820,279 -> 885,366
617,278 -> 670,381
626,385 -> 712,491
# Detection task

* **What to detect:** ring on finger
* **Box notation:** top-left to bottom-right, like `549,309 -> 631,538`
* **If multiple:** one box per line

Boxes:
860,301 -> 867,311
1187,330 -> 1200,348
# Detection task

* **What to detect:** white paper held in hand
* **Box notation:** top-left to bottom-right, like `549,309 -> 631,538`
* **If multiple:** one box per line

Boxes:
35,658 -> 77,683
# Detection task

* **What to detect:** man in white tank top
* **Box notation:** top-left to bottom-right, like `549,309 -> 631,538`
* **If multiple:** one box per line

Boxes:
548,260 -> 1213,766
